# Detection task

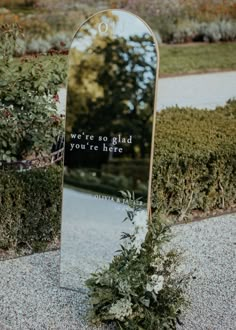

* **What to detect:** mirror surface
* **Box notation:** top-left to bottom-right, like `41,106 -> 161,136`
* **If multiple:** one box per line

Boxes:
60,9 -> 159,291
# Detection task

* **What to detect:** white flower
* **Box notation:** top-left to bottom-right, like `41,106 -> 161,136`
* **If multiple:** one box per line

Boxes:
118,280 -> 131,294
132,210 -> 148,253
151,274 -> 159,282
146,282 -> 153,292
123,210 -> 148,254
109,298 -> 133,321
153,275 -> 164,294
151,257 -> 164,272
146,275 -> 165,295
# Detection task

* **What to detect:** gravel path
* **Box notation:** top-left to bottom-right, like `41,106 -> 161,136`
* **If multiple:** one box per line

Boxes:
0,213 -> 235,330
0,251 -> 112,330
174,214 -> 236,330
57,71 -> 236,114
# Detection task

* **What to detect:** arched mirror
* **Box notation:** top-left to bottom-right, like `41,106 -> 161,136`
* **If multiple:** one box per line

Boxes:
60,9 -> 159,291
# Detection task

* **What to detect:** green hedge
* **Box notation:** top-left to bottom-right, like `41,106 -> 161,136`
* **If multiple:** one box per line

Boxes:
0,165 -> 62,250
1,101 -> 236,251
152,99 -> 236,221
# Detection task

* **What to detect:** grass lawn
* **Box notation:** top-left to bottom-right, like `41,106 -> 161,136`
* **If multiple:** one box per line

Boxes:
159,42 -> 236,76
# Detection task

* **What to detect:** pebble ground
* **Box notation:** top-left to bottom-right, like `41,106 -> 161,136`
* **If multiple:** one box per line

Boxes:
0,214 -> 235,330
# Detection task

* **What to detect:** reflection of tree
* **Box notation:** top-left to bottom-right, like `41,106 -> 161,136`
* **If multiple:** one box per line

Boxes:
66,31 -> 157,168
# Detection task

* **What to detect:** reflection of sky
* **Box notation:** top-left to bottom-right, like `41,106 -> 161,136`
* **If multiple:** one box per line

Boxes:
71,10 -> 155,51
110,10 -> 151,38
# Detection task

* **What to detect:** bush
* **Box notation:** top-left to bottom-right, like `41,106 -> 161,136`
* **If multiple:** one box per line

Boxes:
0,25 -> 64,252
86,192 -> 188,329
27,38 -> 51,53
173,20 -> 199,43
152,100 -> 236,221
21,17 -> 52,40
218,20 -> 236,41
172,19 -> 236,43
0,165 -> 62,250
203,21 -> 222,42
14,37 -> 26,56
49,33 -> 71,51
0,24 -> 65,163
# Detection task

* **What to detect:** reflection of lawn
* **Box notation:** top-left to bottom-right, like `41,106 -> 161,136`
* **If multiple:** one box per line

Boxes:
160,42 -> 236,76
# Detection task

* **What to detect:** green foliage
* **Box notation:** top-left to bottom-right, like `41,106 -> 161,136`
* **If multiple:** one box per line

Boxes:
86,192 -> 188,329
0,24 -> 66,163
0,23 -> 22,60
0,165 -> 62,250
0,25 -> 64,252
21,17 -> 52,40
152,100 -> 236,221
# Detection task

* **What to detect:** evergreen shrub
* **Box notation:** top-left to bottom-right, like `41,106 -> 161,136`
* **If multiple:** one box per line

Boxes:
152,100 -> 236,220
0,165 -> 62,250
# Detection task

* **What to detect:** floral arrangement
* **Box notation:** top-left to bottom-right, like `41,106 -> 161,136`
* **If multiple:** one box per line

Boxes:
86,191 -> 189,329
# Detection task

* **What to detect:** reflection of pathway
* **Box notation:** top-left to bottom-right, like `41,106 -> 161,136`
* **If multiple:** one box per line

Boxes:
60,188 -> 133,291
0,214 -> 234,329
58,71 -> 236,113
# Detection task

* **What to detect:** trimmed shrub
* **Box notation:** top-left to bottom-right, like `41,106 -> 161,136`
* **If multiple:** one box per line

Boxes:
152,100 -> 236,221
27,38 -> 51,54
219,20 -> 236,41
172,19 -> 236,43
173,20 -> 199,43
203,21 -> 222,42
49,33 -> 71,51
0,165 -> 62,250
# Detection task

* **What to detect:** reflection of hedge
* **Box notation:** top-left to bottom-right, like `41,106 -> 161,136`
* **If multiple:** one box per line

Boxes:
64,159 -> 150,198
65,159 -> 149,189
0,165 -> 62,250
152,100 -> 236,220
102,159 -> 149,181
64,171 -> 147,198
